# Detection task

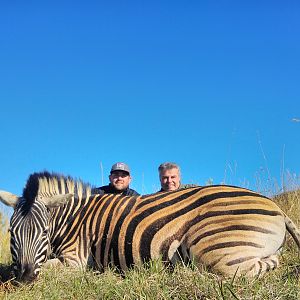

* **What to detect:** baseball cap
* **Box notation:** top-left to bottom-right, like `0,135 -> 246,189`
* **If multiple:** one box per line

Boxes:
110,162 -> 130,174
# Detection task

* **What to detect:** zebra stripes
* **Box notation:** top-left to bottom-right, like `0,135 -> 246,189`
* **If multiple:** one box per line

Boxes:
9,199 -> 51,281
0,171 -> 300,281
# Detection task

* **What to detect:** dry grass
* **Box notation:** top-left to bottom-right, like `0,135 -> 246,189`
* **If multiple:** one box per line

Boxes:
0,214 -> 10,264
273,189 -> 300,224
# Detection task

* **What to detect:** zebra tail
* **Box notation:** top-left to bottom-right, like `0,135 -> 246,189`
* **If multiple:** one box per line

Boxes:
284,212 -> 300,249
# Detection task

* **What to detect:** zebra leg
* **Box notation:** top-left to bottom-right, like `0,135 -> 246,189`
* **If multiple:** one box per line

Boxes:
243,254 -> 279,277
43,258 -> 65,269
214,254 -> 280,277
43,256 -> 88,269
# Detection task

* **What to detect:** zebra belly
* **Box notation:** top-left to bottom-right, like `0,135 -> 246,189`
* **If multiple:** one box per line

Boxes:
188,214 -> 286,276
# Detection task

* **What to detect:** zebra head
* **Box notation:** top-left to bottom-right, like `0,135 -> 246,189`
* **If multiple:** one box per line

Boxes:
0,190 -> 72,282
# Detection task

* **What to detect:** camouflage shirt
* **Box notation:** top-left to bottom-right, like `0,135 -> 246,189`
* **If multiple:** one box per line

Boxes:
158,183 -> 199,192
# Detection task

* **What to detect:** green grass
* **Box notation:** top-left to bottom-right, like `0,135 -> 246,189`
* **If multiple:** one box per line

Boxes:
0,188 -> 300,299
1,256 -> 300,300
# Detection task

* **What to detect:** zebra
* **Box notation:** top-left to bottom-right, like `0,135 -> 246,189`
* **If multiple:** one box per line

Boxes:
0,171 -> 300,282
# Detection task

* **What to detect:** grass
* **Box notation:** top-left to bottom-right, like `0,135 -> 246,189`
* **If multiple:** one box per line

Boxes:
0,185 -> 300,299
0,256 -> 300,300
0,214 -> 10,264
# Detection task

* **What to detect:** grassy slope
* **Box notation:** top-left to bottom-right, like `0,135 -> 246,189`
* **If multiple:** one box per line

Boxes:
0,189 -> 299,300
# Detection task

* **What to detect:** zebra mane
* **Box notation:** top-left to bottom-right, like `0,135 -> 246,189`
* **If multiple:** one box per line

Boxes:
22,171 -> 92,207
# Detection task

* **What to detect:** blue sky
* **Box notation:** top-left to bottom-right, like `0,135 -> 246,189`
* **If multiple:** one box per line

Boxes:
1,1 -> 299,215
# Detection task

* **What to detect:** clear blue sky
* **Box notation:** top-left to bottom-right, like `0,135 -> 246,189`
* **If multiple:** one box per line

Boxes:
1,1 -> 299,215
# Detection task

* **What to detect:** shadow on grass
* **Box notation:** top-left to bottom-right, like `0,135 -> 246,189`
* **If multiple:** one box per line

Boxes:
282,264 -> 300,281
0,263 -> 17,293
0,263 -> 14,282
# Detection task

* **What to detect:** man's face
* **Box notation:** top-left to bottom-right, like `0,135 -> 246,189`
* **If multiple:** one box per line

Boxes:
109,171 -> 131,191
160,168 -> 181,191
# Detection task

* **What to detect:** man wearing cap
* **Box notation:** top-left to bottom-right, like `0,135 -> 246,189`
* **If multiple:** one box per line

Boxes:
92,162 -> 140,196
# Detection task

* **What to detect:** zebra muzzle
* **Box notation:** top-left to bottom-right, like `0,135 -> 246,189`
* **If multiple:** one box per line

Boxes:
17,263 -> 39,283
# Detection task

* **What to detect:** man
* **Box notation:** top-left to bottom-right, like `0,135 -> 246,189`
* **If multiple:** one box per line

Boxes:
158,162 -> 198,192
92,162 -> 140,196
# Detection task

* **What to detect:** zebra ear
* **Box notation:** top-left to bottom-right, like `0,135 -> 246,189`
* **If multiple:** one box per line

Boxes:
39,193 -> 74,208
0,190 -> 20,209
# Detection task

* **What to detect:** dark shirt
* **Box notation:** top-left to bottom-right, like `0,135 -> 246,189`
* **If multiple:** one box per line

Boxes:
92,184 -> 140,196
159,183 -> 199,192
